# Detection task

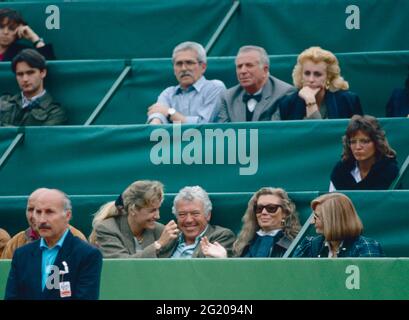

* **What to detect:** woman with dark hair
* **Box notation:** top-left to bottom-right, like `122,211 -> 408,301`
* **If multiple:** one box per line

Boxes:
0,8 -> 55,61
385,68 -> 409,117
272,46 -> 362,120
200,187 -> 301,258
293,193 -> 384,258
329,115 -> 399,190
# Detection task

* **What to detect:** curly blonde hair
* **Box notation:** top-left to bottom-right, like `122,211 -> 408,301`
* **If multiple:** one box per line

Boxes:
292,46 -> 349,92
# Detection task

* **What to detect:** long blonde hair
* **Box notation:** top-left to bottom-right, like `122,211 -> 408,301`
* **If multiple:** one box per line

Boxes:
233,187 -> 301,256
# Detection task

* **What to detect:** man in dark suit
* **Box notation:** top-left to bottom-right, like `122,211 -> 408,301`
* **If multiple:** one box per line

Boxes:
217,45 -> 294,122
5,189 -> 102,300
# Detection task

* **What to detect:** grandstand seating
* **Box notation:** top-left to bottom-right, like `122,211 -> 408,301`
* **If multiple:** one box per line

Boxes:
0,0 -> 408,300
1,52 -> 409,123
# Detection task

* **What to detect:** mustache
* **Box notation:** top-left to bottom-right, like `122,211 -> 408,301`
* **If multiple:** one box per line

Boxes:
178,71 -> 193,78
38,223 -> 52,230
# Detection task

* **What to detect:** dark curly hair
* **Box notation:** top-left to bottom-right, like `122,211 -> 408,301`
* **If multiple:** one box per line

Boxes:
342,115 -> 396,162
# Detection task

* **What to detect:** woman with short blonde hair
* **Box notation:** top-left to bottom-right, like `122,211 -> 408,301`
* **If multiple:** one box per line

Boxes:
293,193 -> 384,258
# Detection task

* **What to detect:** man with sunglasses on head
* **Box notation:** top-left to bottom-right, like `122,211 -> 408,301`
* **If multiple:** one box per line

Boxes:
147,41 -> 225,124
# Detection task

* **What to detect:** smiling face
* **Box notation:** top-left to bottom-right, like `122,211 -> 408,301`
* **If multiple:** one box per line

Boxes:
254,194 -> 285,232
173,49 -> 206,89
131,199 -> 161,231
235,50 -> 269,94
15,61 -> 46,98
349,130 -> 376,163
301,60 -> 328,90
175,198 -> 210,245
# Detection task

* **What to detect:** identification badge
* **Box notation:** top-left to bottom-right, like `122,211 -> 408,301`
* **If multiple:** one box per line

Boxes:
59,281 -> 72,298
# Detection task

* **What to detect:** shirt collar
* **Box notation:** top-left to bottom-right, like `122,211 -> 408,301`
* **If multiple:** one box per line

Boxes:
175,76 -> 206,94
40,228 -> 70,250
21,90 -> 46,109
257,228 -> 281,237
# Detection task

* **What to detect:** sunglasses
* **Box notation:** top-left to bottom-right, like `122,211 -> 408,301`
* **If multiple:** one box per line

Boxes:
254,204 -> 282,214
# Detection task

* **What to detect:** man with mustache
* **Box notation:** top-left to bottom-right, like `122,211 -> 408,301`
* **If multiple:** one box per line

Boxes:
0,49 -> 66,126
147,41 -> 225,124
1,188 -> 86,259
217,45 -> 294,122
5,189 -> 102,300
158,186 -> 235,258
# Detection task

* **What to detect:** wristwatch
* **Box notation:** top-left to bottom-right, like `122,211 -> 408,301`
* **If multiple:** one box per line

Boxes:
167,108 -> 176,122
154,241 -> 162,252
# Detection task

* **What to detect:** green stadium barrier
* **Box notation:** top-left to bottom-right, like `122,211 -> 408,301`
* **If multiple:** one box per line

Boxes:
1,258 -> 409,299
0,119 -> 407,195
1,1 -> 408,59
0,192 -> 318,241
0,127 -> 18,157
1,191 -> 407,256
0,0 -> 232,59
210,0 -> 409,56
0,60 -> 126,125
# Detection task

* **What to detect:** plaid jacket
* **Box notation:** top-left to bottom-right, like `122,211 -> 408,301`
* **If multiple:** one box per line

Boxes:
293,235 -> 385,258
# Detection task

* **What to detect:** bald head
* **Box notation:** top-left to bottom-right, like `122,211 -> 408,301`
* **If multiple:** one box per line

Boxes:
26,188 -> 49,227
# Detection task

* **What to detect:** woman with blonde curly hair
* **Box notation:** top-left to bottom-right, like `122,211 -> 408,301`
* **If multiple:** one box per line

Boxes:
329,115 -> 398,190
272,46 -> 362,120
200,187 -> 301,258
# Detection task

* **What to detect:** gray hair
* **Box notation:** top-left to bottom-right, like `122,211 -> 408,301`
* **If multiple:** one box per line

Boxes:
237,45 -> 270,68
172,41 -> 207,64
172,186 -> 212,217
48,189 -> 72,216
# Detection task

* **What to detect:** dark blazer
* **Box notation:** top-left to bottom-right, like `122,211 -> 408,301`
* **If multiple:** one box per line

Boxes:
5,231 -> 103,300
240,231 -> 293,258
1,41 -> 55,61
274,89 -> 363,120
385,88 -> 409,117
330,157 -> 399,190
217,75 -> 294,122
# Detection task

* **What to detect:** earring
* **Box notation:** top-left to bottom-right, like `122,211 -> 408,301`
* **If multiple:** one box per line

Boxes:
281,219 -> 285,227
325,80 -> 330,90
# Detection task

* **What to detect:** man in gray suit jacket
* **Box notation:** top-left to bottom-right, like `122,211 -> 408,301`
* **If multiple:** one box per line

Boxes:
217,45 -> 294,122
158,186 -> 236,258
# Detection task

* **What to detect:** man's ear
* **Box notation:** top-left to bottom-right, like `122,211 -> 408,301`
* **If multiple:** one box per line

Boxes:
201,62 -> 207,73
40,68 -> 47,79
65,210 -> 72,222
206,211 -> 211,222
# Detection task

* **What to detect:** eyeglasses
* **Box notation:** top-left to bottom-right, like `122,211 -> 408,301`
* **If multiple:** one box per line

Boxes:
349,138 -> 372,146
254,204 -> 282,215
174,60 -> 200,68
313,211 -> 321,221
